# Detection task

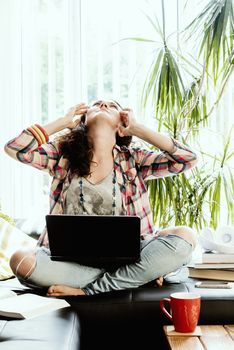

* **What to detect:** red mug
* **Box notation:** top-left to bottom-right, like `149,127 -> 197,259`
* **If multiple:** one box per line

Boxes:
160,292 -> 201,333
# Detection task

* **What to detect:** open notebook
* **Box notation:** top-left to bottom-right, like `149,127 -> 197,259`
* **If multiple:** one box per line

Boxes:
0,288 -> 70,319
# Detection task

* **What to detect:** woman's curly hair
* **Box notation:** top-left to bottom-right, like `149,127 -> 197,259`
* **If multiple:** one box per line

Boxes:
56,114 -> 132,177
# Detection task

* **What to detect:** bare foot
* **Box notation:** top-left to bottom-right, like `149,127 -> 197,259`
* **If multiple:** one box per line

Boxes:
47,285 -> 86,297
155,276 -> 164,287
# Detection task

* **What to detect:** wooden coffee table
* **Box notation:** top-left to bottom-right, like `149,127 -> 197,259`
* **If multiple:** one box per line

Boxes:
163,325 -> 234,350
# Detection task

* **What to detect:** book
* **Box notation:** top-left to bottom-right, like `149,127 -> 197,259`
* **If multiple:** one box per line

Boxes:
202,252 -> 234,263
0,288 -> 18,299
188,267 -> 234,281
192,263 -> 234,269
0,288 -> 70,319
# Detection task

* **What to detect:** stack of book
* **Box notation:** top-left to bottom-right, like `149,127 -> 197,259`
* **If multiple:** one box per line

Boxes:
188,251 -> 234,281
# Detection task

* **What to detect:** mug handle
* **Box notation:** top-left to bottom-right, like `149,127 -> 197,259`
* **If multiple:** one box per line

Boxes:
160,298 -> 172,321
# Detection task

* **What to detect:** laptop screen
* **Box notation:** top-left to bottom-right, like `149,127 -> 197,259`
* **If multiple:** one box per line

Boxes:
46,214 -> 141,267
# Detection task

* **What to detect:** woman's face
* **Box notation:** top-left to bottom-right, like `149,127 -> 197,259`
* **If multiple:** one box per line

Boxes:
85,100 -> 122,128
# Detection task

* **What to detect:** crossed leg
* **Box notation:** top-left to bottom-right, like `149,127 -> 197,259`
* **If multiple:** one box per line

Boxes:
10,246 -> 163,296
10,247 -> 164,295
47,225 -> 196,296
10,226 -> 195,296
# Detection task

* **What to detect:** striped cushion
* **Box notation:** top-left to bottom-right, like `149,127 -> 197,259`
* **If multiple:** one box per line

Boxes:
0,218 -> 37,280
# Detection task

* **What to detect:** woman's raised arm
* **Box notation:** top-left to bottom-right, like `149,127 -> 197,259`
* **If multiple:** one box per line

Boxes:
4,103 -> 88,175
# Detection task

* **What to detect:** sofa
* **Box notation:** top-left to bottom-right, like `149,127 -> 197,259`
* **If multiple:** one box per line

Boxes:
1,219 -> 234,350
1,270 -> 234,350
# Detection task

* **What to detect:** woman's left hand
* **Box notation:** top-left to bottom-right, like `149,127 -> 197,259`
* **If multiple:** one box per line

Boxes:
118,108 -> 137,136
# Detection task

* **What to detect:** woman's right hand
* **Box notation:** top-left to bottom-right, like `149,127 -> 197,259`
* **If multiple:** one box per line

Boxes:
63,103 -> 89,129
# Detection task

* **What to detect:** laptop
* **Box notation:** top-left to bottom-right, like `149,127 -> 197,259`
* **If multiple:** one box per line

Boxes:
45,214 -> 141,268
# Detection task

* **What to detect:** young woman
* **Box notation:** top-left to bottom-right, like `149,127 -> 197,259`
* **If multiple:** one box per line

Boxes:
5,100 -> 198,296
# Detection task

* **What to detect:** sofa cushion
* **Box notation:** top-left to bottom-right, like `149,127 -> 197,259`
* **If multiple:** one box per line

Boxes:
0,309 -> 80,350
67,277 -> 234,324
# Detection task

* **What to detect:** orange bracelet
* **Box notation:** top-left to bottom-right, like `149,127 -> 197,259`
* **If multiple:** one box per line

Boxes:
35,124 -> 49,142
32,125 -> 46,144
27,127 -> 43,146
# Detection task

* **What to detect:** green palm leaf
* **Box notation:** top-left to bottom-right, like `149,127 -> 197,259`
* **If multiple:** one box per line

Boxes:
185,0 -> 234,83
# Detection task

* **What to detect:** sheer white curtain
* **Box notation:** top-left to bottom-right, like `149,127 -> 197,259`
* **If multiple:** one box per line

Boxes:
0,0 -> 153,219
0,0 -> 45,219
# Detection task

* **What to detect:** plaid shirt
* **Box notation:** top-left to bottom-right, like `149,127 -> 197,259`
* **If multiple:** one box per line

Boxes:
5,129 -> 198,247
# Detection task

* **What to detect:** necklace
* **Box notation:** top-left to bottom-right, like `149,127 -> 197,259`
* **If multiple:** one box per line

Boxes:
79,168 -> 117,215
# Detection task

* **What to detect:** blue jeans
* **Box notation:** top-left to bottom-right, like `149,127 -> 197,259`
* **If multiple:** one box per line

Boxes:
20,234 -> 193,295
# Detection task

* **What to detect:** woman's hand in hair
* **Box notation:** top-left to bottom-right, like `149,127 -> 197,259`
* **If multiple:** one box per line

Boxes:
118,108 -> 137,137
63,103 -> 89,129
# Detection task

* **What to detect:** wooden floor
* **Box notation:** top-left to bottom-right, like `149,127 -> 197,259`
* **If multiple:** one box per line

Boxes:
164,325 -> 234,350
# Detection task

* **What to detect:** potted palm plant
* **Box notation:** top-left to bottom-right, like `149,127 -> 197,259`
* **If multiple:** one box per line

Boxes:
124,0 -> 234,230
